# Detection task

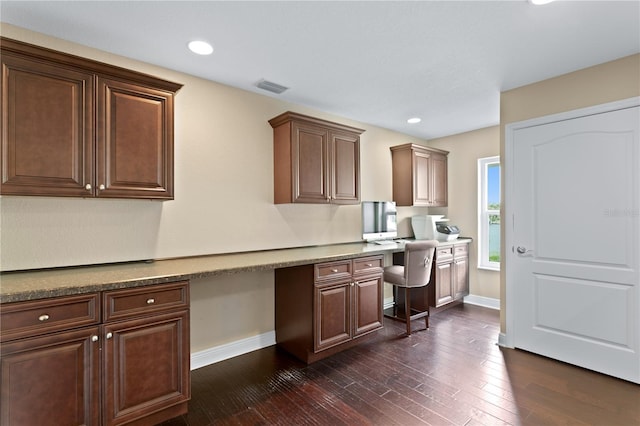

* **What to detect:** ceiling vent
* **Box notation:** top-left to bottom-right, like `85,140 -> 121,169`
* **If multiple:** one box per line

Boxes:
256,79 -> 289,94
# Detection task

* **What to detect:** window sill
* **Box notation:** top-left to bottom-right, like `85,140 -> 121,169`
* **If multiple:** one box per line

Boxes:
478,265 -> 501,272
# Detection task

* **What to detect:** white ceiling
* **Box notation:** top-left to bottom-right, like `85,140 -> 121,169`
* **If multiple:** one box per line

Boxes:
1,1 -> 639,139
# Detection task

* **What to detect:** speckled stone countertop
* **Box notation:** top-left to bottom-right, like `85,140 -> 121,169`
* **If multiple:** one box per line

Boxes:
0,238 -> 471,304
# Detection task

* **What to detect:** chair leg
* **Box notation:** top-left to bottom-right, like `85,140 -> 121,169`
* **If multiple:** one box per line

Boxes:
425,307 -> 429,329
405,287 -> 412,336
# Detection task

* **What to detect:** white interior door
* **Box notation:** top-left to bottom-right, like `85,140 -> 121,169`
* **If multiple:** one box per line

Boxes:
506,100 -> 640,383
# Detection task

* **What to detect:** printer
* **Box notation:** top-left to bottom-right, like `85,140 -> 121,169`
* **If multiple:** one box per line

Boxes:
411,215 -> 460,242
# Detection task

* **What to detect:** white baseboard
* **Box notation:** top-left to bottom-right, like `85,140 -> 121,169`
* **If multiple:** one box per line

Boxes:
191,331 -> 276,371
190,296 -> 499,370
386,295 -> 499,310
463,294 -> 500,310
383,296 -> 394,310
498,332 -> 513,348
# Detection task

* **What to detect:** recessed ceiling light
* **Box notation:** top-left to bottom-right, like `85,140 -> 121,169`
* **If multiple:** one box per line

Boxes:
529,0 -> 555,5
188,40 -> 213,55
407,117 -> 421,124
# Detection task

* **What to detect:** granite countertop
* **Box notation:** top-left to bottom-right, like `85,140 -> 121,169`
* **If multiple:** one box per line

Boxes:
0,238 -> 471,304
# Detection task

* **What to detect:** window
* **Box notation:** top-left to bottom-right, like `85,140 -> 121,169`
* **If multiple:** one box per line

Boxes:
478,156 -> 500,270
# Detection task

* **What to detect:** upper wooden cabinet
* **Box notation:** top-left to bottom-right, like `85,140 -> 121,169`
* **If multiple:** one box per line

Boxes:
0,37 -> 182,199
390,143 -> 449,207
269,111 -> 363,204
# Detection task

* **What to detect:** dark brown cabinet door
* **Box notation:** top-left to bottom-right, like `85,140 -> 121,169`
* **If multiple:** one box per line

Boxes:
291,121 -> 329,203
413,150 -> 432,206
97,77 -> 174,199
453,256 -> 469,300
0,327 -> 101,426
314,281 -> 352,352
434,262 -> 454,307
103,309 -> 190,426
0,52 -> 94,197
430,152 -> 448,207
353,275 -> 383,336
330,130 -> 360,204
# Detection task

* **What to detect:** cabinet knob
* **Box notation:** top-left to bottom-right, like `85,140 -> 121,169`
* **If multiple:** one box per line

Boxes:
38,314 -> 50,322
106,332 -> 113,339
85,184 -> 92,191
365,263 -> 372,267
98,184 -> 105,191
91,335 -> 99,342
331,269 -> 338,273
146,298 -> 155,305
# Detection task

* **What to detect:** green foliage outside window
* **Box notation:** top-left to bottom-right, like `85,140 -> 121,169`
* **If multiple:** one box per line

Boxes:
488,204 -> 500,262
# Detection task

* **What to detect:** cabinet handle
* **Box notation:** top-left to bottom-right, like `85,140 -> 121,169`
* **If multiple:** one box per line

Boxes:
38,314 -> 50,322
91,335 -> 99,342
85,184 -> 92,191
106,332 -> 113,339
331,269 -> 338,273
98,184 -> 105,191
146,298 -> 155,304
365,263 -> 372,267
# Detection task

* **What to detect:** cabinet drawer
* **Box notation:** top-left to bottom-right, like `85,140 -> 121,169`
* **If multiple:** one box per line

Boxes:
454,244 -> 468,258
435,246 -> 453,262
0,293 -> 100,342
103,281 -> 189,322
353,256 -> 383,275
315,261 -> 351,282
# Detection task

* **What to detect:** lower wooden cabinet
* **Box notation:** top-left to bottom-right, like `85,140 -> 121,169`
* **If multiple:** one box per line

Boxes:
430,242 -> 470,310
276,255 -> 383,363
103,310 -> 190,426
0,281 -> 190,426
453,245 -> 470,301
392,241 -> 470,312
315,277 -> 352,352
0,326 -> 101,426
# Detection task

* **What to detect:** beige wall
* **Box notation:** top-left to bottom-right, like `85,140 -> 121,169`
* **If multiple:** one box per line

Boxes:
428,126 -> 500,300
499,53 -> 640,332
8,24 -> 635,351
0,24 -> 432,351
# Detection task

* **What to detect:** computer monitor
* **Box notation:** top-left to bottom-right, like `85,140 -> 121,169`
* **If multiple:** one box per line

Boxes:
362,201 -> 397,242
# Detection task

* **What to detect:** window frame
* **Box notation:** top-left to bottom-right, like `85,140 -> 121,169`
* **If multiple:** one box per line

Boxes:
478,156 -> 501,271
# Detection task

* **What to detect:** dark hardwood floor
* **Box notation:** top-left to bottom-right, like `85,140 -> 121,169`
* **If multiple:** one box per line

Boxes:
160,305 -> 640,426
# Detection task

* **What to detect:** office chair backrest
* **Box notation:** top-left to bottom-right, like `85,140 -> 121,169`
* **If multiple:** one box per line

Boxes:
404,240 -> 439,287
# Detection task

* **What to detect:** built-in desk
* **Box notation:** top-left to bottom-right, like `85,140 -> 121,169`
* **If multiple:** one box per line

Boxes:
0,242 -> 407,425
0,242 -> 409,303
0,239 -> 470,423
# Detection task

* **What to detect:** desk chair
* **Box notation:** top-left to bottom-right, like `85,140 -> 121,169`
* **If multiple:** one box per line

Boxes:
383,240 -> 438,335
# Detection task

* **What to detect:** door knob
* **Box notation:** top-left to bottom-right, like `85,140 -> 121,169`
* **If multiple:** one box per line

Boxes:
516,246 -> 534,255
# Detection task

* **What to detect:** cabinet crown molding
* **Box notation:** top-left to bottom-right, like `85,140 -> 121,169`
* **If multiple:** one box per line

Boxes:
269,111 -> 365,135
0,37 -> 183,93
390,143 -> 449,156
